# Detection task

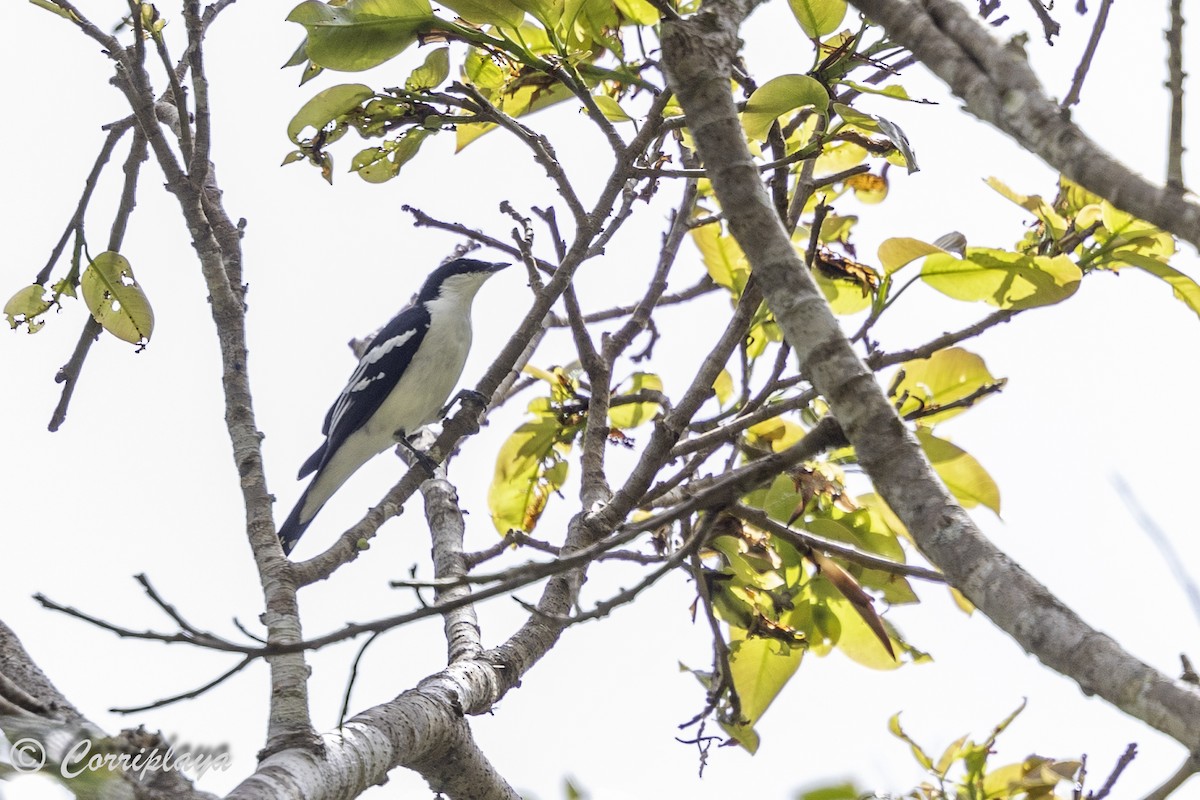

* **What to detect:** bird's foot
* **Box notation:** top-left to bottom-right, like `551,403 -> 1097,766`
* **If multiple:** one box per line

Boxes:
440,389 -> 489,419
394,433 -> 440,476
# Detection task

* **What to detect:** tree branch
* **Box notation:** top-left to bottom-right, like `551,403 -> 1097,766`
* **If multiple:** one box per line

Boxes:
850,0 -> 1200,250
662,0 -> 1200,754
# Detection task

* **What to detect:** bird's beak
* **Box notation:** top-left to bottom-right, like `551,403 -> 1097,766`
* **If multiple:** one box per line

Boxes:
489,261 -> 511,273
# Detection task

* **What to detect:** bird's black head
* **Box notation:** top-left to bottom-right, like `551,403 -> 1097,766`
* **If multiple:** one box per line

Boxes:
417,258 -> 509,304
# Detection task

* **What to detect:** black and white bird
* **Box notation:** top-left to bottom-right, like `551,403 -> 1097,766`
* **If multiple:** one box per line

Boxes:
278,257 -> 509,555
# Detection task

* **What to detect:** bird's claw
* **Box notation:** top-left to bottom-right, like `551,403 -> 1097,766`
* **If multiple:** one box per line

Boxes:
394,432 -> 439,476
440,389 -> 489,419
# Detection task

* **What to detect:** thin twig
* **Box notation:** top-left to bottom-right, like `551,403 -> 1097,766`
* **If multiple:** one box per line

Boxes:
670,390 -> 817,459
1061,0 -> 1113,108
48,319 -> 103,433
1139,751 -> 1198,800
518,520 -> 708,625
1026,0 -> 1062,43
866,310 -> 1018,370
733,505 -> 946,582
547,275 -> 718,327
183,1 -> 212,184
1090,742 -> 1136,799
110,656 -> 254,714
34,593 -> 246,653
49,130 -> 148,432
1165,0 -> 1186,191
35,120 -> 132,285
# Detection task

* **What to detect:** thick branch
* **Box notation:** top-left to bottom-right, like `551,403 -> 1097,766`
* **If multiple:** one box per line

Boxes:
850,0 -> 1200,249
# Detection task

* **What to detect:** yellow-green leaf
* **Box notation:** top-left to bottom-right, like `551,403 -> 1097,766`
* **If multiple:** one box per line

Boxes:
288,83 -> 374,143
30,0 -> 74,19
921,248 -> 1081,310
350,129 -> 429,183
439,0 -> 525,27
405,46 -> 449,91
836,79 -> 921,102
891,347 -> 1004,426
747,418 -> 805,452
712,369 -> 735,407
81,252 -> 154,345
690,224 -> 750,294
788,0 -> 847,37
609,372 -> 663,429
878,237 -> 946,275
809,550 -> 895,662
1113,252 -> 1200,321
4,284 -> 53,333
814,269 -> 872,314
742,75 -> 830,141
916,428 -> 1000,515
888,712 -> 934,771
285,0 -> 436,72
984,177 -> 1069,236
488,415 -> 572,533
286,0 -> 434,72
614,0 -> 658,24
720,628 -> 804,752
590,94 -> 632,122
1096,202 -> 1176,261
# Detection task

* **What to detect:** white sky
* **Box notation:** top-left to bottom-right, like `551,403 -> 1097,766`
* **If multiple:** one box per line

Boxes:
3,1 -> 1199,798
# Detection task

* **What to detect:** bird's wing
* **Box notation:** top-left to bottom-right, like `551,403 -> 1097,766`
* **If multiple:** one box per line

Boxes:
313,304 -> 432,471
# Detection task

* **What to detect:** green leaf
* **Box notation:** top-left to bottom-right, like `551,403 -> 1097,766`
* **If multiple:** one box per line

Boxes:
286,0 -> 433,72
742,75 -> 830,141
878,237 -> 947,275
4,284 -> 53,333
1111,252 -> 1200,321
831,102 -> 880,131
814,269 -> 872,314
439,0 -> 525,27
80,252 -> 154,345
788,0 -> 847,37
873,116 -> 918,173
720,629 -> 804,752
933,734 -> 968,777
405,46 -> 450,91
690,225 -> 750,294
283,38 -> 310,68
455,78 -> 573,150
287,83 -> 374,144
916,428 -> 1000,515
796,783 -> 862,800
712,369 -> 735,407
351,129 -> 430,183
609,372 -> 664,429
30,0 -> 73,19
921,248 -> 1081,310
888,712 -> 934,771
590,94 -> 632,122
891,347 -> 1004,426
984,177 -> 1069,236
488,415 -> 575,533
836,79 -> 922,102
614,0 -> 659,24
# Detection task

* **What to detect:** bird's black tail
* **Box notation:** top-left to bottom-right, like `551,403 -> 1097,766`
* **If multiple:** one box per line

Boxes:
278,488 -> 320,556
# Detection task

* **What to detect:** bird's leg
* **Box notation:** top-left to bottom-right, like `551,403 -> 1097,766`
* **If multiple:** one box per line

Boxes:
439,388 -> 489,419
394,431 -> 439,476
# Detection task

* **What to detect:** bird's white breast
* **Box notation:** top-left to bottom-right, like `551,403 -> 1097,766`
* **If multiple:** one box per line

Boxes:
363,293 -> 472,446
